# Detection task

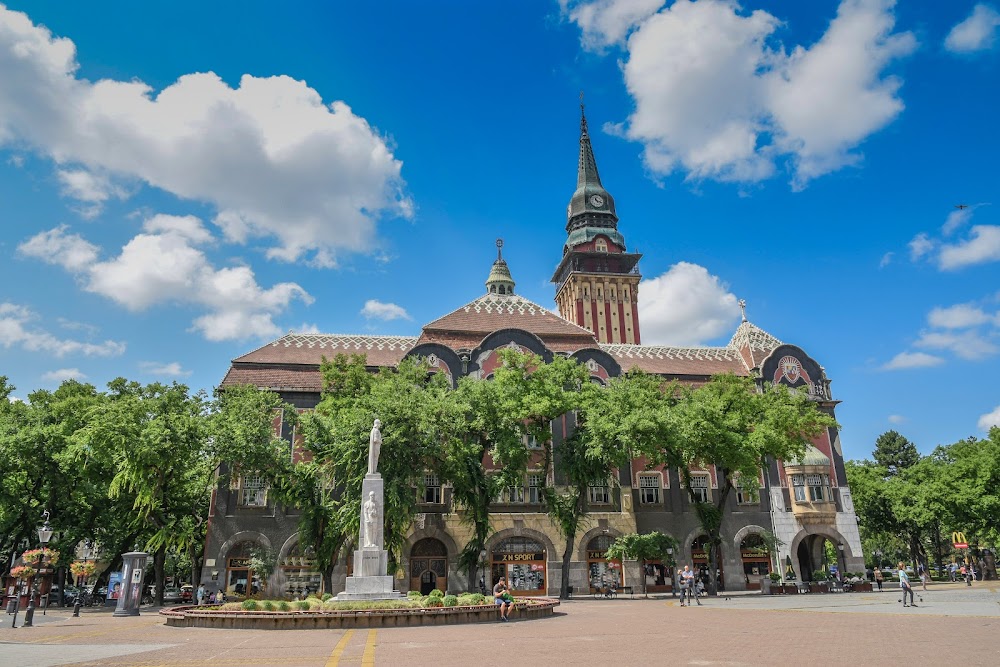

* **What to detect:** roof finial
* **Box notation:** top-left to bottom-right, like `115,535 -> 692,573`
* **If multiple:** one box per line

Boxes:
580,91 -> 588,136
738,299 -> 748,322
496,237 -> 503,261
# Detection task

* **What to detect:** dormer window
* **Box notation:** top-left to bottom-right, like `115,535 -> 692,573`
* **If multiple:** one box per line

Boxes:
595,238 -> 608,253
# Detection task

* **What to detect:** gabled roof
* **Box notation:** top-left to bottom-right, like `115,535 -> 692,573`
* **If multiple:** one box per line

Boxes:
421,293 -> 598,342
728,320 -> 782,371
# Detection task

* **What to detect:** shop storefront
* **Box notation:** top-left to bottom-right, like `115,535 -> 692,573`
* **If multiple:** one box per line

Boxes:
586,535 -> 622,593
643,561 -> 673,593
223,541 -> 262,599
692,535 -> 724,591
410,538 -> 448,595
740,534 -> 771,590
280,543 -> 322,598
491,537 -> 546,596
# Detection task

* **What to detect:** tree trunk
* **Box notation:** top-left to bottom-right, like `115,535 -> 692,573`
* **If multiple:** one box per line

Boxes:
153,546 -> 166,605
560,526 -> 575,600
188,542 -> 200,589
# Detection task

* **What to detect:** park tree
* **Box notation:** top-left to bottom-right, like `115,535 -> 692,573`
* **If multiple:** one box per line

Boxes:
300,354 -> 466,578
873,430 -> 919,476
604,531 -> 677,597
643,373 -> 835,595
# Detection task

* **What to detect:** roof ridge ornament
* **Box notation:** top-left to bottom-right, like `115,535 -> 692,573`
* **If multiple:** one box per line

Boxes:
739,298 -> 747,322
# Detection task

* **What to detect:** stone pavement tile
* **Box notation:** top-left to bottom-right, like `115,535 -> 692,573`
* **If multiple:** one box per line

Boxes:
0,643 -> 173,667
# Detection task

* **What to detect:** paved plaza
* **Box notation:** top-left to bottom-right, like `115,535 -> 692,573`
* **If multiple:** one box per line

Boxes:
1,582 -> 998,667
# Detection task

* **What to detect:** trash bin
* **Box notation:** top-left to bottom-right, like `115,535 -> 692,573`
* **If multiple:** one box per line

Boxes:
6,599 -> 16,614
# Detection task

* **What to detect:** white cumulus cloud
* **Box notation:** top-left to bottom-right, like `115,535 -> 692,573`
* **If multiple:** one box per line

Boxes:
360,300 -> 412,322
887,414 -> 905,424
138,361 -> 191,377
927,303 -> 993,329
560,0 -> 666,49
880,351 -> 944,370
945,3 -> 1000,53
914,330 -> 998,360
0,302 -> 125,357
938,225 -> 1000,270
18,215 -> 312,342
0,5 -> 411,266
637,261 -> 738,345
567,0 -> 916,187
978,404 -> 1000,430
41,368 -> 85,382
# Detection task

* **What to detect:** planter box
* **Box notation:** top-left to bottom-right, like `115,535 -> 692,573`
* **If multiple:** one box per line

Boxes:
809,583 -> 829,593
850,582 -> 872,592
783,584 -> 799,594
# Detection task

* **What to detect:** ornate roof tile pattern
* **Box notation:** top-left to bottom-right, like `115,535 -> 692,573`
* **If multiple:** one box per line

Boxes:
422,294 -> 598,340
728,321 -> 782,352
600,343 -> 747,376
233,334 -> 419,366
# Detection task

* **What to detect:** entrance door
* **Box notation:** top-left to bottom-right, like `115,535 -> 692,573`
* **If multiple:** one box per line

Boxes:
420,570 -> 437,595
410,538 -> 448,595
491,537 -> 546,596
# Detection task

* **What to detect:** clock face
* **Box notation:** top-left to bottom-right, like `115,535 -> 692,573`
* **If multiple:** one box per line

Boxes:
589,194 -> 604,208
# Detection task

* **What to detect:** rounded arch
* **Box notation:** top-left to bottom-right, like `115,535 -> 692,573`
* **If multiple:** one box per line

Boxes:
474,328 -> 552,361
732,524 -> 769,553
569,348 -> 622,379
216,531 -> 271,564
576,526 -> 623,562
485,526 -> 557,561
681,527 -> 707,563
403,526 -> 460,558
787,525 -> 855,561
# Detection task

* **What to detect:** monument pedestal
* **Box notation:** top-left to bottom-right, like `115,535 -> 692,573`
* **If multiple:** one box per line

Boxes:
335,472 -> 403,601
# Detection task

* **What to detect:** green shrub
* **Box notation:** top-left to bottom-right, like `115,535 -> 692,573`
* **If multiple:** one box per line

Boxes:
769,572 -> 781,582
442,595 -> 458,607
241,599 -> 258,611
261,600 -> 275,611
322,593 -> 333,601
456,594 -> 476,606
470,593 -> 485,604
278,601 -> 290,611
425,596 -> 444,607
407,590 -> 422,599
429,588 -> 444,598
296,600 -> 311,611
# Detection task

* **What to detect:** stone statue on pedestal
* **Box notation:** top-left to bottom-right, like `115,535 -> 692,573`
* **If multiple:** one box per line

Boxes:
336,418 -> 402,600
368,419 -> 382,475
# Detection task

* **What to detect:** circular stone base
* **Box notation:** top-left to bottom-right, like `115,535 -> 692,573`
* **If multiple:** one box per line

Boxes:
160,599 -> 559,629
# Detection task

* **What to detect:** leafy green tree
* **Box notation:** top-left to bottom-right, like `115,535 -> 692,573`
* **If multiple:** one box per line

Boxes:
605,531 -> 677,597
873,430 -> 919,476
644,374 -> 835,595
301,354 -> 465,577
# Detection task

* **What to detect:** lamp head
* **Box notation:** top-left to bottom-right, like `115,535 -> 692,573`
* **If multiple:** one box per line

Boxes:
37,510 -> 53,545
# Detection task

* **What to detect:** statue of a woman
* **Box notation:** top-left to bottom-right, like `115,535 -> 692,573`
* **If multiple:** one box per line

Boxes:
367,419 -> 382,475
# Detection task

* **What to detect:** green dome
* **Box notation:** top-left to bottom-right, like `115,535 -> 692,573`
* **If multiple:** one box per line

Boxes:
789,445 -> 830,467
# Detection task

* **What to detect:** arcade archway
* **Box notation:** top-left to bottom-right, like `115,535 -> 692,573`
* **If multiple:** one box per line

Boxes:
410,538 -> 448,595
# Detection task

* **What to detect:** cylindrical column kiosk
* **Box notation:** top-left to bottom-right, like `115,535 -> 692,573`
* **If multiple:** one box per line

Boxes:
113,552 -> 148,617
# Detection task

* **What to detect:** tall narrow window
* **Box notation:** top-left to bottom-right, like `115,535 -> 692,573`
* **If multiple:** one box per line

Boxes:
638,474 -> 660,504
792,474 -> 806,502
589,483 -> 610,505
527,474 -> 544,504
423,473 -> 442,504
807,474 -> 827,502
240,475 -> 267,507
690,475 -> 710,503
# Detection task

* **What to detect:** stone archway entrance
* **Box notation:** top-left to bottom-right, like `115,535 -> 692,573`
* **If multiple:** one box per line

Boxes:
740,534 -> 771,590
410,538 -> 448,595
797,534 -> 846,582
224,540 -> 263,599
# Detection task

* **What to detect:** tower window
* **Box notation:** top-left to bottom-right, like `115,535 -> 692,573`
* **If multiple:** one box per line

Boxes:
595,239 -> 608,252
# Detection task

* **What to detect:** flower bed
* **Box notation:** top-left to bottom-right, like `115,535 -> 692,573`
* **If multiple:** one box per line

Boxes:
160,593 -> 559,630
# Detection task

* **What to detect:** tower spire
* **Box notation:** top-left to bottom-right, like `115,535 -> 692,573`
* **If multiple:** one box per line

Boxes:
577,102 -> 603,190
485,238 -> 515,296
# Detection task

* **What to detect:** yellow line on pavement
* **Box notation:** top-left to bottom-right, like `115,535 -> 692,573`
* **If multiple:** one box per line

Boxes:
361,629 -> 377,666
325,629 -> 354,667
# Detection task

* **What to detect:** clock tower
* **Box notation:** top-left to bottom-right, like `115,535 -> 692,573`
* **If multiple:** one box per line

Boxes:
552,105 -> 642,344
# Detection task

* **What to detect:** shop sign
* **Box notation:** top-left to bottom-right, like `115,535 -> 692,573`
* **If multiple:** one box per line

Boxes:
952,531 -> 968,549
498,553 -> 544,562
741,550 -> 769,559
587,550 -> 608,560
531,564 -> 544,572
229,558 -> 252,568
692,552 -> 708,562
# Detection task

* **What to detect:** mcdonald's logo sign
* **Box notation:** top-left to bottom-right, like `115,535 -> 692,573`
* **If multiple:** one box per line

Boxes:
951,531 -> 968,549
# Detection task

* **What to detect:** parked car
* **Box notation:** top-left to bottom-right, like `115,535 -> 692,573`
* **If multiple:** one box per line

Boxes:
162,587 -> 183,604
47,584 -> 80,606
181,585 -> 194,604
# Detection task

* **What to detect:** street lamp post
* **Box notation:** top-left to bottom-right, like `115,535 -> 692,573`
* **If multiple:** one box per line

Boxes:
22,510 -> 54,628
837,542 -> 845,581
73,540 -> 92,617
667,548 -> 676,598
874,549 -> 883,571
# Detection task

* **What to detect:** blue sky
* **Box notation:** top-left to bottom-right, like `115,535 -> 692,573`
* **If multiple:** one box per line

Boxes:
1,1 -> 998,460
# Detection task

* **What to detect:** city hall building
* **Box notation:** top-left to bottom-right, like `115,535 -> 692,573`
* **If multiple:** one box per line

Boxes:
201,110 -> 865,599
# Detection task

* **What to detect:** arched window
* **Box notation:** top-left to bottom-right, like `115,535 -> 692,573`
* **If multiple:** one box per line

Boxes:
595,238 -> 608,252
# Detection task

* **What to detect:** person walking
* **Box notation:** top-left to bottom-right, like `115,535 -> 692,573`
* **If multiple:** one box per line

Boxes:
493,576 -> 513,622
679,565 -> 700,606
874,567 -> 884,592
898,562 -> 916,607
196,583 -> 206,606
919,564 -> 928,591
